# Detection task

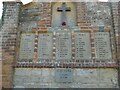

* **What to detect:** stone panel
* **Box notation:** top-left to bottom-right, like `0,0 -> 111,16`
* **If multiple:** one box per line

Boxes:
74,32 -> 92,60
94,32 -> 112,61
55,68 -> 73,83
38,33 -> 53,61
55,32 -> 72,61
19,34 -> 35,61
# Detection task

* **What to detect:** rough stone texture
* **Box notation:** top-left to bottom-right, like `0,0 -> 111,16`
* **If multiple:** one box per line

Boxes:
118,1 -> 120,87
19,2 -> 51,32
19,34 -> 35,61
0,60 -> 2,89
1,1 -> 22,88
0,19 -> 2,29
13,68 -> 118,88
0,31 -> 2,89
110,2 -> 120,86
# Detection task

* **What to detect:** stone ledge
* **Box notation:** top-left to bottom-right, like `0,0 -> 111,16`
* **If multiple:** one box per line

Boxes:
13,62 -> 118,68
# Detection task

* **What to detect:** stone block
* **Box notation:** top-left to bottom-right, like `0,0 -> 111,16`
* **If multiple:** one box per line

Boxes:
98,84 -> 117,88
99,69 -> 118,85
38,33 -> 53,60
94,32 -> 112,60
14,68 -> 30,76
79,84 -> 98,88
30,68 -> 42,75
19,34 -> 35,60
42,68 -> 50,77
74,32 -> 92,60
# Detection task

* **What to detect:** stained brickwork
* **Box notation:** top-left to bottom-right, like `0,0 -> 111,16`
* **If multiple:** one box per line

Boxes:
0,31 -> 2,89
1,1 -> 22,88
19,2 -> 51,32
76,2 -> 92,30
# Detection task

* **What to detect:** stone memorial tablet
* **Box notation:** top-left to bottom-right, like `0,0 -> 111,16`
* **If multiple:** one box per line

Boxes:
74,32 -> 92,60
19,34 -> 35,61
38,33 -> 53,60
55,32 -> 72,61
55,68 -> 73,83
94,32 -> 112,60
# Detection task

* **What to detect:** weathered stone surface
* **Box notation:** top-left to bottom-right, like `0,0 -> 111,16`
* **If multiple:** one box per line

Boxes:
19,34 -> 35,61
19,22 -> 37,31
74,32 -> 92,60
38,33 -> 53,61
2,1 -> 22,88
94,32 -> 112,61
55,32 -> 72,61
13,68 -> 118,88
0,60 -> 2,89
55,68 -> 73,83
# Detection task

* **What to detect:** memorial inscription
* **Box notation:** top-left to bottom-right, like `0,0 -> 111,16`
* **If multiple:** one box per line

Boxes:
55,68 -> 73,83
55,32 -> 72,61
74,32 -> 92,60
19,34 -> 35,61
94,32 -> 112,60
38,33 -> 53,61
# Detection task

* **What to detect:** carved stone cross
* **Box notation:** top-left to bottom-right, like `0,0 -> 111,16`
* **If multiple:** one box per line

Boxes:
57,2 -> 71,26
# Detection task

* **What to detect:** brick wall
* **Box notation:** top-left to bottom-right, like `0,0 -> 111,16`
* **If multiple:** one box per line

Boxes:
1,1 -> 22,88
19,2 -> 51,32
76,2 -> 92,30
118,1 -> 120,87
110,2 -> 120,87
1,1 -> 119,88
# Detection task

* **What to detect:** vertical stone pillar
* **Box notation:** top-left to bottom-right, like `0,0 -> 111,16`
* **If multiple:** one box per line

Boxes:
110,2 -> 120,87
1,1 -> 22,88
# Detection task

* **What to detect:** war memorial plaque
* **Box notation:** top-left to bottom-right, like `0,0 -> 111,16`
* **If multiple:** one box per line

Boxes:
55,32 -> 72,61
94,32 -> 112,60
74,32 -> 92,60
19,34 -> 35,61
55,68 -> 73,83
38,33 -> 53,60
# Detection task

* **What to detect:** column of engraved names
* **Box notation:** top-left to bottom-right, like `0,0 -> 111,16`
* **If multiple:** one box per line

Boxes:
19,34 -> 35,62
55,32 -> 72,61
37,33 -> 53,62
74,32 -> 92,61
94,32 -> 112,61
